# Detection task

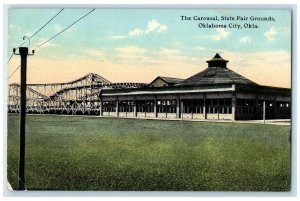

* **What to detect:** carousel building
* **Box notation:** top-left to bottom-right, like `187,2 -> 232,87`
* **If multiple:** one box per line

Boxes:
100,53 -> 291,120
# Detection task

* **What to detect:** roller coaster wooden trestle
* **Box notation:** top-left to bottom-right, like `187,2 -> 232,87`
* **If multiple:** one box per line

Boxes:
8,73 -> 146,115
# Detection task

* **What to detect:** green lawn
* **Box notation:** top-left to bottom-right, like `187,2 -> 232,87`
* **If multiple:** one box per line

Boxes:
7,114 -> 291,191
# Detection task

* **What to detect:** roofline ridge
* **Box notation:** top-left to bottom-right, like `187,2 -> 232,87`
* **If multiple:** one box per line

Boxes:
212,66 -> 218,84
225,68 -> 258,85
195,67 -> 212,85
222,67 -> 235,83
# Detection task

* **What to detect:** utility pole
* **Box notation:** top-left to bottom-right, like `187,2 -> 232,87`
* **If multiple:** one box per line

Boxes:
13,45 -> 34,190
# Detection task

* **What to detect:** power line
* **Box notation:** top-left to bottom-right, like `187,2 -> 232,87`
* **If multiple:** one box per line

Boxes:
16,42 -> 25,49
8,65 -> 21,80
8,8 -> 64,64
34,9 -> 95,51
29,8 -> 64,39
7,53 -> 14,64
8,9 -> 95,80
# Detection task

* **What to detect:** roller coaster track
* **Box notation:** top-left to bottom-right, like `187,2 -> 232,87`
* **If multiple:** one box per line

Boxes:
8,73 -> 146,115
27,73 -> 112,87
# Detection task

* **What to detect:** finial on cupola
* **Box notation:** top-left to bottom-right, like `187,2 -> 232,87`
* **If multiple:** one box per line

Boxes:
206,53 -> 229,68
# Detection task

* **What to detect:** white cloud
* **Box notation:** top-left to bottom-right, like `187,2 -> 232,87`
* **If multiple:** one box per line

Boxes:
158,25 -> 167,32
9,24 -> 21,31
116,46 -> 147,54
83,49 -> 109,62
159,48 -> 184,61
33,42 -> 57,52
33,38 -> 57,52
84,49 -> 105,58
113,46 -> 198,66
115,46 -> 149,63
208,28 -> 230,41
160,48 -> 181,55
157,48 -> 199,64
39,42 -> 57,48
54,24 -> 64,32
128,28 -> 144,36
54,24 -> 72,33
145,20 -> 167,34
194,46 -> 207,51
111,19 -> 167,40
264,27 -> 277,42
24,32 -> 32,37
111,35 -> 128,40
239,36 -> 251,44
145,20 -> 160,33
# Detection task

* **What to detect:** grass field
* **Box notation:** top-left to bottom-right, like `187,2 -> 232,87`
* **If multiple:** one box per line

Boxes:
7,114 -> 291,191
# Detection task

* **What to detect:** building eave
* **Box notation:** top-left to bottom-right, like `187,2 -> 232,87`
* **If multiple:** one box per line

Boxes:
102,84 -> 236,96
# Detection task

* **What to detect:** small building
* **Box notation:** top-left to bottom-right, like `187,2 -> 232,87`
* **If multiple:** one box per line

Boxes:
100,53 -> 291,120
149,76 -> 184,87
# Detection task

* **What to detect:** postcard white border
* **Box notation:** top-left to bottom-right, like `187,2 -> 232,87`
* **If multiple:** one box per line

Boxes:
1,1 -> 298,200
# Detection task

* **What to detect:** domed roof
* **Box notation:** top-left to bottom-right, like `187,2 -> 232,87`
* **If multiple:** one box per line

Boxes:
176,53 -> 258,86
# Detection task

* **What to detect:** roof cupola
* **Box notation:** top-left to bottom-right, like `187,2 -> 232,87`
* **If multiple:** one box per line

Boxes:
206,53 -> 228,68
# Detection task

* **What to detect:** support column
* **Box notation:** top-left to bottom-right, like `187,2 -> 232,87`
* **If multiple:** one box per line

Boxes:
71,104 -> 74,116
116,99 -> 119,117
181,101 -> 184,121
134,99 -> 137,117
154,98 -> 157,118
263,100 -> 266,124
203,95 -> 206,119
273,97 -> 277,119
255,96 -> 259,118
99,100 -> 103,116
217,98 -> 220,120
176,97 -> 180,118
232,95 -> 236,121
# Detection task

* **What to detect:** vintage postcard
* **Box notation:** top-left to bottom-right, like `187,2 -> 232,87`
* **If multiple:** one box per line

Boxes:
6,8 -> 291,191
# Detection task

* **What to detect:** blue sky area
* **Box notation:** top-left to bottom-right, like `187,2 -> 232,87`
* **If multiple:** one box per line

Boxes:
7,9 -> 291,87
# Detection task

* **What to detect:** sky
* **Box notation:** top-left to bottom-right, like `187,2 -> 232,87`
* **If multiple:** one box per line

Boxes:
7,8 -> 291,88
